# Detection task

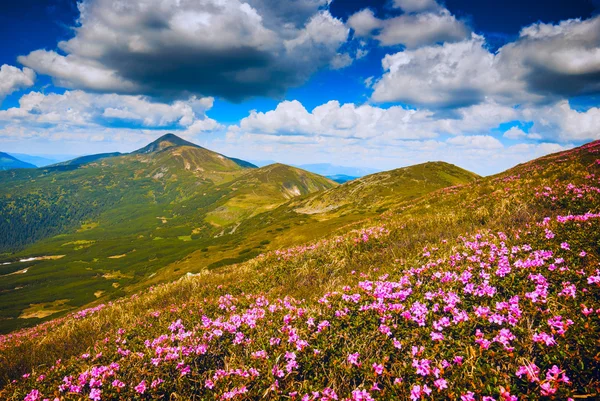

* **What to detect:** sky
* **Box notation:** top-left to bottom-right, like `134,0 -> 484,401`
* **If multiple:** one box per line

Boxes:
0,0 -> 599,175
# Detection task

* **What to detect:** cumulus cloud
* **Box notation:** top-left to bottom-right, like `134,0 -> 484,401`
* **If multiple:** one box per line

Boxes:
18,0 -> 348,101
496,16 -> 600,99
525,101 -> 600,142
0,90 -> 221,150
234,99 -> 574,143
371,34 -> 504,108
217,97 -> 598,174
0,91 -> 217,129
347,5 -> 470,48
503,127 -> 528,139
447,135 -> 503,149
330,53 -> 353,70
0,65 -> 36,104
370,15 -> 600,108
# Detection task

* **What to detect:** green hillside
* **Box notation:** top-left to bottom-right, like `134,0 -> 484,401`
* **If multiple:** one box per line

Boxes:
0,135 -> 337,333
0,152 -> 36,171
292,161 -> 480,215
1,140 -> 599,400
0,136 -> 480,334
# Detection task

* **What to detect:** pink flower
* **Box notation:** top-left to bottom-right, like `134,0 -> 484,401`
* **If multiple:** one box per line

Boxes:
347,353 -> 361,366
89,388 -> 101,401
461,391 -> 476,401
410,385 -> 422,401
516,363 -> 540,383
412,359 -> 431,376
24,390 -> 40,401
372,363 -> 384,375
134,380 -> 147,394
434,378 -> 448,390
351,389 -> 374,401
111,379 -> 125,388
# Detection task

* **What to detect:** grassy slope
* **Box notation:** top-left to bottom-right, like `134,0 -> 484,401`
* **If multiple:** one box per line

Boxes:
0,144 -> 336,333
129,162 -> 479,291
1,142 -> 599,399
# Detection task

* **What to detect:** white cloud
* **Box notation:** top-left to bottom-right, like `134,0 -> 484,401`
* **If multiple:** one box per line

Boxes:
371,34 -> 502,108
330,53 -> 353,70
525,101 -> 600,142
496,16 -> 600,98
18,0 -> 348,101
0,91 -> 217,129
370,15 -> 600,108
347,9 -> 382,37
503,127 -> 527,139
0,90 -> 221,151
0,65 -> 36,104
375,10 -> 471,48
236,100 -> 443,140
216,98 -> 597,175
347,6 -> 470,48
447,135 -> 503,149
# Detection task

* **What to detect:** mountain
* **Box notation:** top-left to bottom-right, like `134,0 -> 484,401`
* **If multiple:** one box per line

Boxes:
0,133 -> 477,334
132,133 -> 200,154
0,152 -> 36,170
49,152 -> 123,169
297,163 -> 379,177
7,153 -> 76,167
326,174 -> 357,183
2,141 -> 599,400
0,134 -> 335,333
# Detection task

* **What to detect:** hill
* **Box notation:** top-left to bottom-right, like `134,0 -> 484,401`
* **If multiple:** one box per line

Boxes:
0,152 -> 36,170
293,161 -> 480,215
1,141 -> 599,400
0,135 -> 336,333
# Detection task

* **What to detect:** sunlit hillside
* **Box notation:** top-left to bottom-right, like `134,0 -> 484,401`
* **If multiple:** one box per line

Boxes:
1,140 -> 599,400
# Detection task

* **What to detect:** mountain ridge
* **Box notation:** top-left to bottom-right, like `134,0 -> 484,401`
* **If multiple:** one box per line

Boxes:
0,152 -> 37,171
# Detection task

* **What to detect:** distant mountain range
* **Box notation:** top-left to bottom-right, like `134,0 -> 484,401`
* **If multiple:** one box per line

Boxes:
7,153 -> 79,167
296,163 -> 380,177
248,161 -> 379,181
0,152 -> 36,170
326,174 -> 358,183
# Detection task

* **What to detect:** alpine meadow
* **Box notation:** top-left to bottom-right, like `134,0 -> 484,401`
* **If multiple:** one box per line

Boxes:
1,0 -> 600,400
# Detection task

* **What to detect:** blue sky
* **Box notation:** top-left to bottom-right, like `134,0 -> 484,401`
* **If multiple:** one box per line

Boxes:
0,0 -> 599,175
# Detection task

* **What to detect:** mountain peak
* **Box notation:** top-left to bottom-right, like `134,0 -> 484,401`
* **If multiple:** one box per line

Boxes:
133,133 -> 200,154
